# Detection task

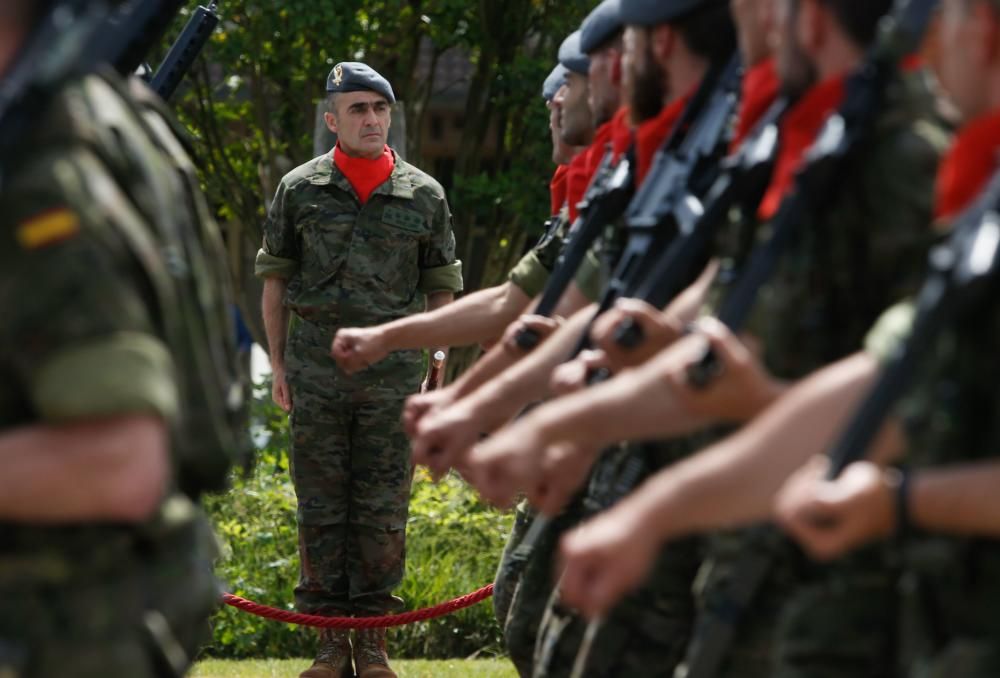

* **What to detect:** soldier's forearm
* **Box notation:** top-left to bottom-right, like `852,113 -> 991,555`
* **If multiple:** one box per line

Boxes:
262,277 -> 289,368
0,415 -> 169,522
462,307 -> 596,420
530,365 -> 701,449
382,284 -> 524,352
644,353 -> 881,541
910,462 -> 1000,537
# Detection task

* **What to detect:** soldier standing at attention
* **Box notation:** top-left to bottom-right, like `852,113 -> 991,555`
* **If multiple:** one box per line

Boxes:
0,2 -> 247,677
255,62 -> 462,678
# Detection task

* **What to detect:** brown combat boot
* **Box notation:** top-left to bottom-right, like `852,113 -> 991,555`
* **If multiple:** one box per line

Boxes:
299,628 -> 354,678
353,628 -> 397,678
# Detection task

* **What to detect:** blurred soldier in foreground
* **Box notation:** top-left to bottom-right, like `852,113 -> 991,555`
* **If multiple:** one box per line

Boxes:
0,2 -> 247,677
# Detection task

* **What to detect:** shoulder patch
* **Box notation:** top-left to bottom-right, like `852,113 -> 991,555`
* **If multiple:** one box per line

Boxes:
16,208 -> 80,249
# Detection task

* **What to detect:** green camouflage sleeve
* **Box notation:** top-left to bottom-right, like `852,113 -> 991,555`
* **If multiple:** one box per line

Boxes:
509,215 -> 570,297
418,192 -> 463,294
0,184 -> 179,423
508,250 -> 551,298
255,179 -> 300,279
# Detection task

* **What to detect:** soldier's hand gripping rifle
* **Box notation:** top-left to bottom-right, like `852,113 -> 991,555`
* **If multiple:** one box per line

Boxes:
674,4 -> 940,678
515,52 -> 737,352
685,0 -> 940,391
824,172 -> 1000,479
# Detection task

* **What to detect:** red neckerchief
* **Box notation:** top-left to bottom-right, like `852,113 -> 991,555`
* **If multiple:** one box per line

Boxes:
635,93 -> 691,186
566,121 -> 615,222
935,109 -> 1000,221
610,107 -> 634,163
550,164 -> 570,215
565,151 -> 592,222
333,143 -> 395,204
757,75 -> 846,220
731,58 -> 780,151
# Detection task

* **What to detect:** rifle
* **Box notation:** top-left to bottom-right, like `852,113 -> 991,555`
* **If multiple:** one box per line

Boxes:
613,98 -> 787,349
149,2 -> 220,101
573,52 -> 742,371
685,0 -> 940,390
677,4 -> 940,677
825,172 -> 1000,479
516,50 -> 735,352
502,54 -> 745,581
515,150 -> 635,351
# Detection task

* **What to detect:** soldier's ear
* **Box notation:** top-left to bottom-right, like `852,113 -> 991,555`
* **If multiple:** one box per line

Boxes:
324,111 -> 339,135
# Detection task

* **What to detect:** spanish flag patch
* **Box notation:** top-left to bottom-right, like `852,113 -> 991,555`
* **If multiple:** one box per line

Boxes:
16,208 -> 81,249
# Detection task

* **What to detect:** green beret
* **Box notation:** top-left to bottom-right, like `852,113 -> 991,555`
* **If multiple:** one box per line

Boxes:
558,31 -> 590,75
580,0 -> 624,54
619,0 -> 726,26
326,61 -> 396,104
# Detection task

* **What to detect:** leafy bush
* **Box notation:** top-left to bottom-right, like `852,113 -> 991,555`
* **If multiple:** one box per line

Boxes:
202,381 -> 512,659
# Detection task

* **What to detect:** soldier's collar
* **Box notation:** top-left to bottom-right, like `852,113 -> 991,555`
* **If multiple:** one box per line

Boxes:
315,149 -> 416,200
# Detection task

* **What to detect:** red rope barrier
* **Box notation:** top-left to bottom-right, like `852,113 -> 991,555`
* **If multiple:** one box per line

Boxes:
221,584 -> 494,629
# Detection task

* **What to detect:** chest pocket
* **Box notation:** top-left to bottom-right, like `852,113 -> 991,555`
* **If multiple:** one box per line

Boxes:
360,204 -> 428,300
297,203 -> 356,289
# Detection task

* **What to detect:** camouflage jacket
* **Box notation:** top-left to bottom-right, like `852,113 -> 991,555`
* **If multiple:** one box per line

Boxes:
508,208 -> 572,298
0,69 -> 222,632
255,152 -> 463,325
255,151 -> 462,400
706,71 -> 951,380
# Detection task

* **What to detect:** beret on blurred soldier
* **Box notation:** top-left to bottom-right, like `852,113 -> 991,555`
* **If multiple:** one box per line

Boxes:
580,0 -> 624,54
326,61 -> 396,104
619,0 -> 726,26
542,64 -> 568,101
558,31 -> 590,75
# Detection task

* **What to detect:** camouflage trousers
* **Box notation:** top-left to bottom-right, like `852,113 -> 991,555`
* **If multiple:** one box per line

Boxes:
902,541 -> 1000,678
0,515 -> 219,678
683,531 -> 900,678
498,499 -> 586,677
289,390 -> 413,617
531,446 -> 700,678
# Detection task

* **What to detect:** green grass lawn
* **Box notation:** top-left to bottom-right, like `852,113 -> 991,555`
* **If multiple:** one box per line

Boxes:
192,658 -> 517,678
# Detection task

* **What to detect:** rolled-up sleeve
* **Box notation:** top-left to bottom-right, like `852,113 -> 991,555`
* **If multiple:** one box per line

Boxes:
419,195 -> 463,294
255,180 -> 300,279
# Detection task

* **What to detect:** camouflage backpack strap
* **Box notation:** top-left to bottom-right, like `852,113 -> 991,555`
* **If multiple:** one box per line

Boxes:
70,71 -> 249,496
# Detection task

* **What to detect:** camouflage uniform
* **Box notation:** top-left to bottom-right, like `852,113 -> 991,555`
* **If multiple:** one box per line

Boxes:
532,444 -> 701,678
863,235 -> 1000,676
0,71 -> 238,678
683,71 -> 950,678
508,209 -> 573,299
255,152 -> 462,617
